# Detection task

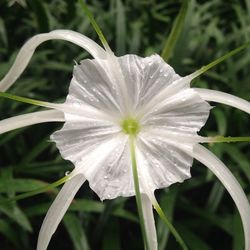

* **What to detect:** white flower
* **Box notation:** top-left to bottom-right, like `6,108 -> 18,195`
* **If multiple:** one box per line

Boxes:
0,30 -> 250,250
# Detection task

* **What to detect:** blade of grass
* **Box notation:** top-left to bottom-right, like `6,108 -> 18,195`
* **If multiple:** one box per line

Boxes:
130,136 -> 150,250
78,0 -> 111,52
188,41 -> 250,80
161,0 -> 188,61
0,176 -> 68,204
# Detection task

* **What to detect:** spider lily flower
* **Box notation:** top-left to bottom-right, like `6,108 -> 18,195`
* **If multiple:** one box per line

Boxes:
0,30 -> 250,250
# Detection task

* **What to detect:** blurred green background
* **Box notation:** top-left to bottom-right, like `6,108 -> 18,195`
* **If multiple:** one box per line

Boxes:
0,0 -> 250,249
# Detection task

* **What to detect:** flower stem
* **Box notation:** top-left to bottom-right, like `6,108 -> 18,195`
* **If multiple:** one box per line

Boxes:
188,41 -> 250,80
206,136 -> 250,143
0,176 -> 69,204
129,136 -> 150,250
78,0 -> 111,52
0,91 -> 53,108
152,200 -> 189,250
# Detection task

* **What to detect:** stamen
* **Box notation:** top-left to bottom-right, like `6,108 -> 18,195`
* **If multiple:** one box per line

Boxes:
122,118 -> 140,135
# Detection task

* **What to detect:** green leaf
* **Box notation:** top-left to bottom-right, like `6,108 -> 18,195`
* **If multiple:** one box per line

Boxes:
178,224 -> 212,250
0,219 -> 20,246
157,188 -> 178,250
0,200 -> 32,232
63,213 -> 90,250
223,144 -> 250,180
28,0 -> 50,32
213,108 -> 227,135
0,178 -> 47,193
103,219 -> 121,250
78,0 -> 110,50
161,0 -> 189,61
116,0 -> 126,55
232,210 -> 244,250
205,181 -> 225,212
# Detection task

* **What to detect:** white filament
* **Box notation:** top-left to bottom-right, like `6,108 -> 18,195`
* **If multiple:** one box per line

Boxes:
183,144 -> 250,250
141,193 -> 158,250
194,88 -> 250,114
37,173 -> 86,250
0,30 -> 107,92
0,110 -> 64,134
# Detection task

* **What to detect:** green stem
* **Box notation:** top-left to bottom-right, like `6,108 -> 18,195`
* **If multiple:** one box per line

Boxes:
0,175 -> 69,204
161,0 -> 188,61
189,41 -> 250,79
0,91 -> 51,108
78,0 -> 111,52
153,201 -> 189,250
129,136 -> 150,250
207,136 -> 250,143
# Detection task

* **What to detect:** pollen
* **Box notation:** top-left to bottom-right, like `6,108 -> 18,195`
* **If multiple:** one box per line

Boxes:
121,118 -> 140,135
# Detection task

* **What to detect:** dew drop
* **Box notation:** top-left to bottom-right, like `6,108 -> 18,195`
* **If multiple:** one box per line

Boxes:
65,171 -> 71,176
84,80 -> 87,84
159,69 -> 163,73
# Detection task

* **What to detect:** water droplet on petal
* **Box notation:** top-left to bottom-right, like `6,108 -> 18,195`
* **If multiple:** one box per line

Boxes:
65,171 -> 71,176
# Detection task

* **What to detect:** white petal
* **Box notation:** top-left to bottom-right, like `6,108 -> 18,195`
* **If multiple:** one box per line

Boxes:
142,88 -> 211,135
51,115 -> 121,163
52,119 -> 135,200
194,88 -> 250,114
69,59 -> 124,116
69,54 -> 183,117
0,110 -> 64,134
117,54 -> 181,113
0,30 -> 107,92
141,193 -> 158,250
136,133 -> 193,191
37,173 -> 85,250
182,144 -> 250,250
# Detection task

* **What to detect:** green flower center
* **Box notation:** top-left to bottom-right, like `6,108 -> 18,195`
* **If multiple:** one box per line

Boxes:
121,118 -> 140,135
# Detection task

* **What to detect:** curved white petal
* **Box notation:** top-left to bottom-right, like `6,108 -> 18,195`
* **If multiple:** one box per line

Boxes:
181,144 -> 250,250
0,30 -> 107,92
117,54 -> 181,115
194,88 -> 250,114
51,115 -> 121,163
142,88 -> 211,134
141,193 -> 157,250
52,120 -> 135,200
69,59 -> 124,116
136,134 -> 193,192
0,110 -> 64,134
37,173 -> 86,250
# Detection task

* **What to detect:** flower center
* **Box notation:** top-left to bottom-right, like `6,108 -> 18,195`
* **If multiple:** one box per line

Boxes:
121,118 -> 140,135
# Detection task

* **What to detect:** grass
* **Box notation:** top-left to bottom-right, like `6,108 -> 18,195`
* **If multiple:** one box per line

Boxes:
0,0 -> 250,249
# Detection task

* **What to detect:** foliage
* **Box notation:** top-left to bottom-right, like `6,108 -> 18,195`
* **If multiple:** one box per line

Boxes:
0,0 -> 249,249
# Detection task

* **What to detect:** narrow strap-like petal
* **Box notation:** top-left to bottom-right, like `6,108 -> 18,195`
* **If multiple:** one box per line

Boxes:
37,173 -> 86,250
0,30 -> 107,92
0,110 -> 64,134
141,193 -> 158,250
194,88 -> 250,114
182,144 -> 250,250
